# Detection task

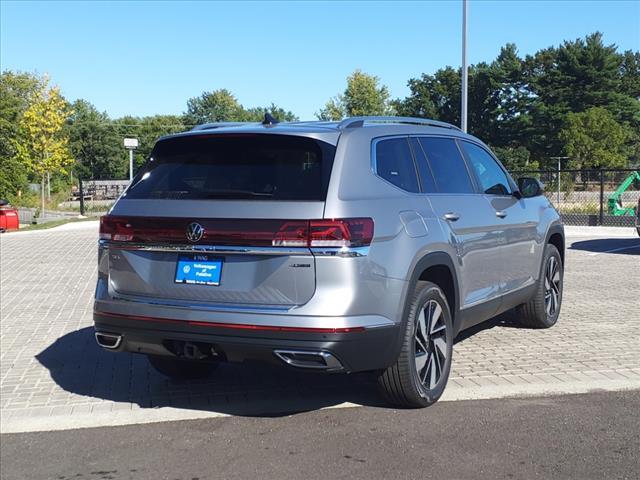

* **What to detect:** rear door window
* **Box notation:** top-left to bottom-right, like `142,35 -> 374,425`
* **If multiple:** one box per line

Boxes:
374,137 -> 420,193
417,137 -> 475,194
125,134 -> 336,201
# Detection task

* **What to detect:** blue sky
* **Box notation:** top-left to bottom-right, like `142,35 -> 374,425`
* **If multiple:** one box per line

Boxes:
1,0 -> 639,120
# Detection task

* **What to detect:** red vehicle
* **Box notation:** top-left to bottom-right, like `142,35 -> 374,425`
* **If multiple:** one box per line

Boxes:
0,199 -> 19,232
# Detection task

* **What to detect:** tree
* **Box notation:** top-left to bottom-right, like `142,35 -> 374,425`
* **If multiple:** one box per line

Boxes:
317,97 -> 345,121
491,146 -> 539,173
183,89 -> 246,125
316,70 -> 393,120
245,103 -> 298,122
559,107 -> 632,169
0,71 -> 42,201
66,100 -> 124,180
14,81 -> 73,213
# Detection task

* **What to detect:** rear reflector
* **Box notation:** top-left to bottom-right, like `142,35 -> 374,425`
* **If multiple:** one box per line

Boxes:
99,216 -> 373,248
95,310 -> 366,333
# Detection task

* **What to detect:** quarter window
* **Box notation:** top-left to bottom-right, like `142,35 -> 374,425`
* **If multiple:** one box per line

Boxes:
374,138 -> 420,193
418,137 -> 475,194
460,142 -> 512,195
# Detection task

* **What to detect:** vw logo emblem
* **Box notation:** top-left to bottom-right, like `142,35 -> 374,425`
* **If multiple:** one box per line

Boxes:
186,222 -> 204,243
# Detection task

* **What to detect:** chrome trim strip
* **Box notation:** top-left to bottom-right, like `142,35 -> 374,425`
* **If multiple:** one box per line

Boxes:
101,240 -> 368,257
100,240 -> 311,256
310,246 -> 369,257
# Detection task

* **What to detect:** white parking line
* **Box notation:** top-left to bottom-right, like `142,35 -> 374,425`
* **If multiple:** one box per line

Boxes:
587,243 -> 640,256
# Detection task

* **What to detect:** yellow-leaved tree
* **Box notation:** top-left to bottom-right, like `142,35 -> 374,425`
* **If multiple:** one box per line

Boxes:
15,80 -> 73,215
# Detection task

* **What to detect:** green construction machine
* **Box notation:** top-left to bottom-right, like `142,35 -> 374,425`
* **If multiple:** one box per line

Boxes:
607,171 -> 640,216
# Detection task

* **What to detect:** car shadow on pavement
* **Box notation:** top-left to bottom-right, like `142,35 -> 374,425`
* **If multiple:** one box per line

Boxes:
36,327 -> 388,417
570,238 -> 640,255
454,309 -> 527,345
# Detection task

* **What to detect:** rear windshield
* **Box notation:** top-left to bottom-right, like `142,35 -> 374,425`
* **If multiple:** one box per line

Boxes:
125,134 -> 336,201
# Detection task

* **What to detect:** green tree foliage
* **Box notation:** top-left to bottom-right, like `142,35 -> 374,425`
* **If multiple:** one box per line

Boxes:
491,146 -> 538,173
0,71 -> 42,200
184,89 -> 298,125
14,80 -> 73,210
559,107 -> 633,169
317,70 -> 393,120
184,89 -> 245,124
396,33 -> 640,169
66,100 -> 124,180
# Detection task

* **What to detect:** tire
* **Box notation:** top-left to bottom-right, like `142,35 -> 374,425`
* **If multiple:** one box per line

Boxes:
517,243 -> 563,329
148,355 -> 218,379
378,281 -> 454,408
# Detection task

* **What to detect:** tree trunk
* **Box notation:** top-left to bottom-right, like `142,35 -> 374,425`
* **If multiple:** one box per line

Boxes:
41,174 -> 45,219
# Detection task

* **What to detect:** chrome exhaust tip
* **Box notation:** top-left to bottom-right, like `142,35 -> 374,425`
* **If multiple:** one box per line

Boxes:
95,332 -> 122,350
274,350 -> 343,371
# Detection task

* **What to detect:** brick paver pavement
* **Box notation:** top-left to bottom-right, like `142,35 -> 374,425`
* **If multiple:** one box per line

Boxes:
1,222 -> 639,432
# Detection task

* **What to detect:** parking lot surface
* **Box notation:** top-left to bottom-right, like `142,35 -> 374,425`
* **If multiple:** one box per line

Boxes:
1,222 -> 639,433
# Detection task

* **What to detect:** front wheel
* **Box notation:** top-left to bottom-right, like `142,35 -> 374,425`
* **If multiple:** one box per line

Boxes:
378,281 -> 454,408
517,243 -> 563,329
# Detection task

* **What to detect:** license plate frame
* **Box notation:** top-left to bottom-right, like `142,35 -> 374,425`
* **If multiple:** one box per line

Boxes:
174,254 -> 223,286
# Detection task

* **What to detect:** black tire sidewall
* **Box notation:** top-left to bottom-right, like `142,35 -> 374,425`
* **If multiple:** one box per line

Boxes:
406,284 -> 454,404
540,244 -> 564,327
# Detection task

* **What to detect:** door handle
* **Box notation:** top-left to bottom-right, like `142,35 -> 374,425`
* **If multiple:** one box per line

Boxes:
443,212 -> 460,222
495,210 -> 507,218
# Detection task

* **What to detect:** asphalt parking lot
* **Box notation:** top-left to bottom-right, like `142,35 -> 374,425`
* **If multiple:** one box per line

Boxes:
1,222 -> 639,433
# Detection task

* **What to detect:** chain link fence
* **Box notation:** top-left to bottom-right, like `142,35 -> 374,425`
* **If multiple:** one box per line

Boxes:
514,169 -> 640,227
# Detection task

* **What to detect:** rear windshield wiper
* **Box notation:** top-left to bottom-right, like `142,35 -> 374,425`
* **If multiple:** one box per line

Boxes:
201,189 -> 274,199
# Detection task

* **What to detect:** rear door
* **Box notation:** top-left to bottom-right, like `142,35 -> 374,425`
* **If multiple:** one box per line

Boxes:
103,133 -> 336,308
412,137 -> 503,314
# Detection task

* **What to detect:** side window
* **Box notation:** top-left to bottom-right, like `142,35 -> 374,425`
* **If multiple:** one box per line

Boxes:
460,141 -> 512,195
409,137 -> 437,193
418,137 -> 475,194
374,137 -> 420,193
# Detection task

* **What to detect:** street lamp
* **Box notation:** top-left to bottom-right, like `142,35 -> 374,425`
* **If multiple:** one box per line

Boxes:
461,0 -> 468,133
123,138 -> 139,182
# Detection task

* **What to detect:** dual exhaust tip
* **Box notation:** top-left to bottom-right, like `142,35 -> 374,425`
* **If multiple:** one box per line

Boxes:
95,332 -> 343,371
274,349 -> 343,371
95,332 -> 122,350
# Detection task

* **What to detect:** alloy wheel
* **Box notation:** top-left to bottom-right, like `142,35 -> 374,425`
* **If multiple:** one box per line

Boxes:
414,299 -> 449,390
544,255 -> 561,317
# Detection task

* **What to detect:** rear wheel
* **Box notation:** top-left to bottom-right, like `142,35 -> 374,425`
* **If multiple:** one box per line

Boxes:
148,355 -> 218,379
378,281 -> 454,408
517,243 -> 563,329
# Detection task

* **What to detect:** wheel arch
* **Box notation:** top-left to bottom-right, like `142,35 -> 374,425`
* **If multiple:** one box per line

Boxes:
400,252 -> 461,337
546,223 -> 565,265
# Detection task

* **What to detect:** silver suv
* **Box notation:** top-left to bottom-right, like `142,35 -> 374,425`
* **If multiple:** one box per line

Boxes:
94,116 -> 564,408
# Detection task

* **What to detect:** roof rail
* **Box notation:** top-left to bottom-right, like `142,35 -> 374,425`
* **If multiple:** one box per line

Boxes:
190,122 -> 256,131
337,116 -> 461,131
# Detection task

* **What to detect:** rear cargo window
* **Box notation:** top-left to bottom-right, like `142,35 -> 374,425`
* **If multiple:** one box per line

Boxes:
125,134 -> 336,201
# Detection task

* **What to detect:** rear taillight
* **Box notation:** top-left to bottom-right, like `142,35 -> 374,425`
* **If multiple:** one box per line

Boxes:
308,218 -> 373,247
99,216 -> 134,242
99,216 -> 374,248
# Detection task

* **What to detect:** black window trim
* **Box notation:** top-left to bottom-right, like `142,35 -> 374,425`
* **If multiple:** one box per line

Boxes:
456,139 -> 518,197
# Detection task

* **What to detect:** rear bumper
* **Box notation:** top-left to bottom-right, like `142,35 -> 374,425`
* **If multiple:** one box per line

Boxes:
94,311 -> 401,373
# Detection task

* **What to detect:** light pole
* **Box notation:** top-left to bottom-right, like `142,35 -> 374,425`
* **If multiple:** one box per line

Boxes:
124,138 -> 139,182
550,156 -> 569,206
461,0 -> 468,133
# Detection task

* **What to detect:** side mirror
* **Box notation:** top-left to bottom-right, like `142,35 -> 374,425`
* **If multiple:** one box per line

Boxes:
517,177 -> 544,198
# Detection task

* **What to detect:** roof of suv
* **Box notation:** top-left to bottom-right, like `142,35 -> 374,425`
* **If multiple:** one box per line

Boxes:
160,116 -> 468,145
